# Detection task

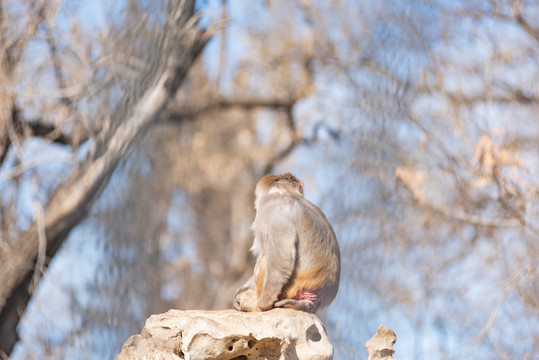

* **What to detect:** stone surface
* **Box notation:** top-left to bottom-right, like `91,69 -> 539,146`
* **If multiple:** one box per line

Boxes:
364,325 -> 397,360
115,308 -> 333,360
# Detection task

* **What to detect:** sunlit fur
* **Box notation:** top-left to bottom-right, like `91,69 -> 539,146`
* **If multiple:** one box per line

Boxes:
234,173 -> 340,313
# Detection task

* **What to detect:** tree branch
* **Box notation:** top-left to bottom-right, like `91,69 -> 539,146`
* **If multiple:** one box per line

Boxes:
167,97 -> 296,120
514,13 -> 539,45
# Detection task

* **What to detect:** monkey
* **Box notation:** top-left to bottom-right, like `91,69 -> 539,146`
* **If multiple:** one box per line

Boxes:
233,173 -> 340,313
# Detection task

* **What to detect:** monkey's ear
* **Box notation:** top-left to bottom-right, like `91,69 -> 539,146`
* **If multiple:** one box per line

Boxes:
299,183 -> 304,194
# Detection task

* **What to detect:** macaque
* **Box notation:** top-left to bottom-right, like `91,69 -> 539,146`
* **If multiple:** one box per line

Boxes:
233,173 -> 340,313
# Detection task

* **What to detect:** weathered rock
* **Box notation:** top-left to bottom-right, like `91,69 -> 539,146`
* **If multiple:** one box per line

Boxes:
115,308 -> 333,360
365,325 -> 397,360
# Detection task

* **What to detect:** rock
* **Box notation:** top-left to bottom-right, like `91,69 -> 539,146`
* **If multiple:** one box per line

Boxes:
115,308 -> 333,360
364,325 -> 397,360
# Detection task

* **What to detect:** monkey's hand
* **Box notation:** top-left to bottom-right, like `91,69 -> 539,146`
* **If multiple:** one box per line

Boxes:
233,277 -> 262,312
234,289 -> 262,312
233,292 -> 243,311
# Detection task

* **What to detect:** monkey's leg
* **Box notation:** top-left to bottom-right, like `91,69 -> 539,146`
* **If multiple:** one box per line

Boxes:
274,299 -> 317,313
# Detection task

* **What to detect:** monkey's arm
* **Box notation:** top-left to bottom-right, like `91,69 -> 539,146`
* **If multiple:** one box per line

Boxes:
258,211 -> 297,311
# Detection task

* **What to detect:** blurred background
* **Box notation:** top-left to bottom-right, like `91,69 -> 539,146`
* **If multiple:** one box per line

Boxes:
0,0 -> 538,359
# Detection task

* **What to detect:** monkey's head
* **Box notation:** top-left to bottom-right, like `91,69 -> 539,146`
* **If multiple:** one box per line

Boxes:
254,173 -> 304,209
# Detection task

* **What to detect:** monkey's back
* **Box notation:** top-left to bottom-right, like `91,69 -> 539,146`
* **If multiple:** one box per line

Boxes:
282,197 -> 341,309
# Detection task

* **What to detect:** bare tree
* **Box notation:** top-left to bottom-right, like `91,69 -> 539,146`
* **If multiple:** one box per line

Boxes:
0,0 -> 212,356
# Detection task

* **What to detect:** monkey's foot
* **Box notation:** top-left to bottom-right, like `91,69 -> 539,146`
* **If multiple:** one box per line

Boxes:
274,299 -> 318,312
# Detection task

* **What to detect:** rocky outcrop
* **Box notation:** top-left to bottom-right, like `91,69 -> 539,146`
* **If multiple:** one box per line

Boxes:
364,325 -> 397,360
115,308 -> 333,360
116,308 -> 399,360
